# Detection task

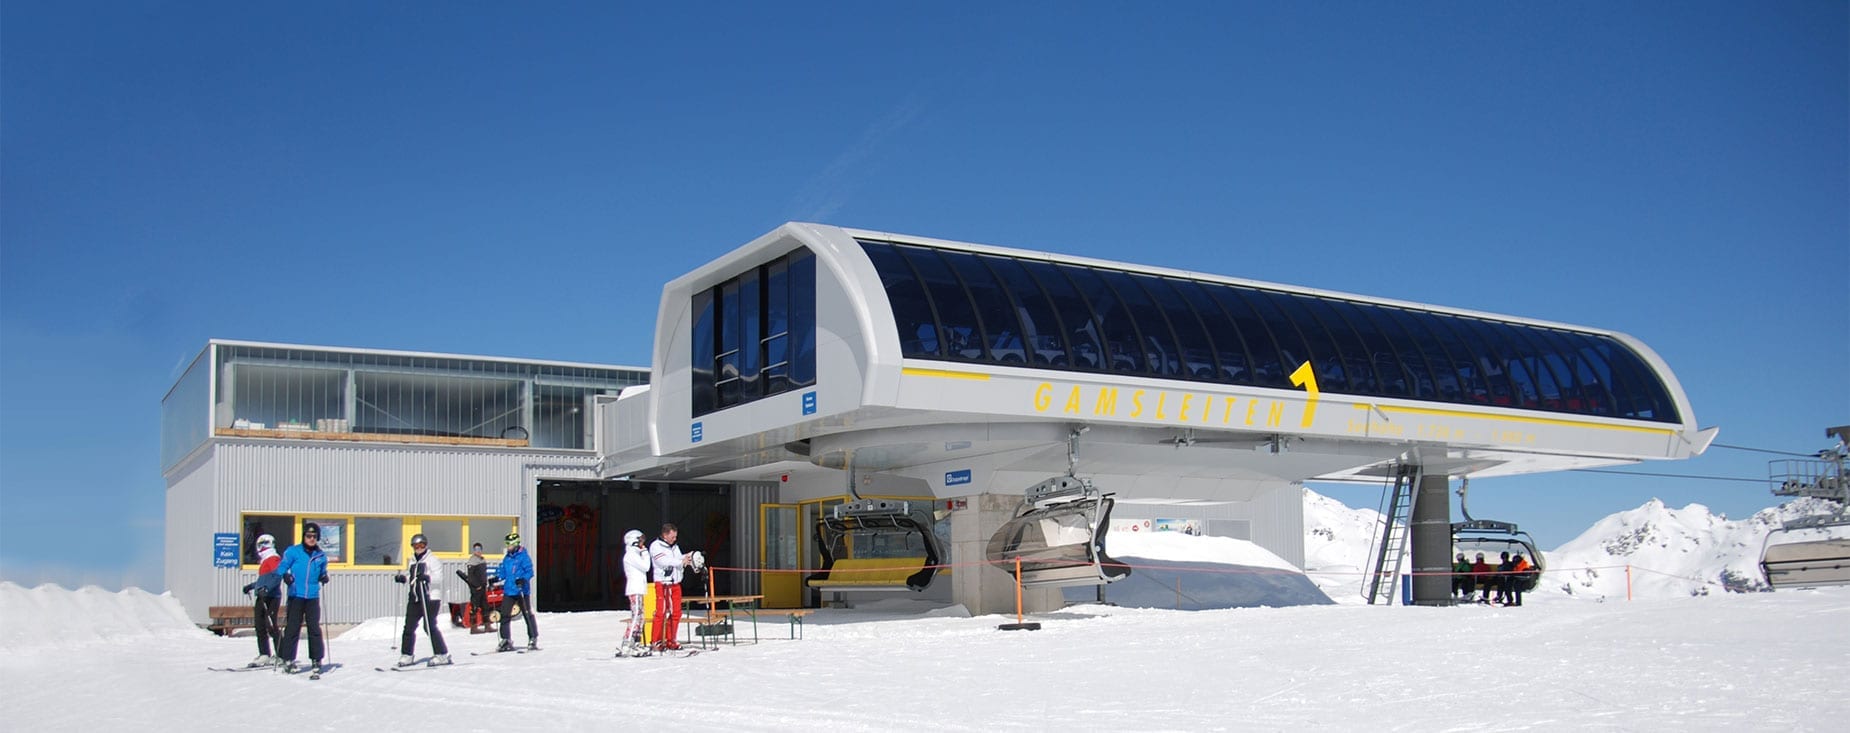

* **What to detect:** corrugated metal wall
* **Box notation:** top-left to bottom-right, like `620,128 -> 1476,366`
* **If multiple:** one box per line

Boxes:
164,448 -> 219,625
728,482 -> 777,595
180,438 -> 599,624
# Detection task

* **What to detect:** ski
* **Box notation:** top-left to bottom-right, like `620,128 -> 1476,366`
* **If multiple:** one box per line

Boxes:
282,662 -> 340,679
376,663 -> 462,672
207,664 -> 280,672
471,646 -> 539,656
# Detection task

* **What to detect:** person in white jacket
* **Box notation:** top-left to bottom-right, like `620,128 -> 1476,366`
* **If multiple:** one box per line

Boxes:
394,533 -> 451,667
648,523 -> 693,651
618,529 -> 650,656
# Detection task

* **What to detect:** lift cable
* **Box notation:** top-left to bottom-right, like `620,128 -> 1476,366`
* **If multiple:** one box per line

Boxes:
1709,442 -> 1816,458
1567,468 -> 1767,484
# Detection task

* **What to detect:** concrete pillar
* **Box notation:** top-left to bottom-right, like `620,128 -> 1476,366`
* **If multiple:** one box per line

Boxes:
949,493 -> 1061,616
1409,472 -> 1454,606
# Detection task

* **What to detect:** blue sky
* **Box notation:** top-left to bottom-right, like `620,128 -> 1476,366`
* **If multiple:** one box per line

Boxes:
3,2 -> 1844,591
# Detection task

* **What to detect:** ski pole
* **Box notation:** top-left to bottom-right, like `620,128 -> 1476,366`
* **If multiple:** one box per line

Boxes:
319,578 -> 333,665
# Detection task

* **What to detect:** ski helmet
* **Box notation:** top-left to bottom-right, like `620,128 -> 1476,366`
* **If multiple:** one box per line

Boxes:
505,531 -> 521,546
256,534 -> 275,549
302,522 -> 321,540
410,533 -> 428,547
623,529 -> 643,546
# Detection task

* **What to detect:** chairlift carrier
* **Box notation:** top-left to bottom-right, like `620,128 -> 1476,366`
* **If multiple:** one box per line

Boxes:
1451,519 -> 1545,593
985,475 -> 1130,588
806,498 -> 943,592
1759,426 -> 1850,590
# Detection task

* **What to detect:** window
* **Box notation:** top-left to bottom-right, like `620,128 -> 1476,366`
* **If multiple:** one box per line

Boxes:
353,517 -> 403,566
691,248 -> 819,417
242,514 -> 296,564
421,519 -> 464,554
239,513 -> 516,567
856,240 -> 1681,423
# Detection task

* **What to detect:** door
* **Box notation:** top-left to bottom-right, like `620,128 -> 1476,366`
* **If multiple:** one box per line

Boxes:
759,503 -> 801,608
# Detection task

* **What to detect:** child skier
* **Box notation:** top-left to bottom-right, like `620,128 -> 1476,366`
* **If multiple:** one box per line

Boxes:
393,533 -> 451,666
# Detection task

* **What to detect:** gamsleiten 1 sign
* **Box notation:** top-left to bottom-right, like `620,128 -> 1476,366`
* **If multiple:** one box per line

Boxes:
945,469 -> 972,487
213,533 -> 240,568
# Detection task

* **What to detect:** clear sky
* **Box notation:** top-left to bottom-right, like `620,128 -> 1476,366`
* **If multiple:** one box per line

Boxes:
3,2 -> 1844,591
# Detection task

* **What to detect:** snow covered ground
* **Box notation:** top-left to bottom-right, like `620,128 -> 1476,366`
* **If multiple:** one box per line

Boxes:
3,580 -> 1846,731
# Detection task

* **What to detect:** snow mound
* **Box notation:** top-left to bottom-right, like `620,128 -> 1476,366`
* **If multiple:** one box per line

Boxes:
0,582 -> 203,651
1106,527 -> 1295,570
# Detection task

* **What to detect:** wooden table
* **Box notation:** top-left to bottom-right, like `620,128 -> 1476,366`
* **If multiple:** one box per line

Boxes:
681,594 -> 764,646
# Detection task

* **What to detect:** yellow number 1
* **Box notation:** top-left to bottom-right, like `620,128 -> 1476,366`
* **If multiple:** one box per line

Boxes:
1289,361 -> 1320,429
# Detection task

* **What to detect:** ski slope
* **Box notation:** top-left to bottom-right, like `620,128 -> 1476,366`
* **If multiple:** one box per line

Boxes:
2,579 -> 1845,730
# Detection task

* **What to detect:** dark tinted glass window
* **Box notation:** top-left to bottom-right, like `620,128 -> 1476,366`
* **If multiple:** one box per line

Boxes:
899,245 -> 985,361
692,249 -> 819,417
1170,279 -> 1252,384
942,250 -> 1028,364
982,256 -> 1070,367
862,242 -> 939,357
1021,260 -> 1105,370
1062,265 -> 1146,374
790,252 -> 817,387
854,241 -> 1678,423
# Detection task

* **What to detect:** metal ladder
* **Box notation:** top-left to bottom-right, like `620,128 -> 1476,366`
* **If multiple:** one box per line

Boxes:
1363,464 -> 1420,605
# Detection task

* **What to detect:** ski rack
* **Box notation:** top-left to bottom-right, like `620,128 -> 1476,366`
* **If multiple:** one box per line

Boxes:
985,475 -> 1130,589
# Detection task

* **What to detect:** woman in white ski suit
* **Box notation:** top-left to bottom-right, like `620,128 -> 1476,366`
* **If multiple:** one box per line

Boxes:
620,529 -> 650,653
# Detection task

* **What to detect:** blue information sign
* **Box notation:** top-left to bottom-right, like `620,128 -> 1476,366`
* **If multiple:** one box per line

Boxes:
945,469 -> 972,487
691,421 -> 703,443
802,391 -> 817,415
213,533 -> 240,569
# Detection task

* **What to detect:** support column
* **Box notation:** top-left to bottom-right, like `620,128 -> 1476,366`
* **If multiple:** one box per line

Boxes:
1409,472 -> 1453,606
949,493 -> 1060,616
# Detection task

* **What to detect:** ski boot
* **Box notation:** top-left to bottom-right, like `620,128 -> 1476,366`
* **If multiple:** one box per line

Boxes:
428,653 -> 452,667
248,654 -> 273,668
496,639 -> 514,652
526,638 -> 539,651
397,654 -> 416,667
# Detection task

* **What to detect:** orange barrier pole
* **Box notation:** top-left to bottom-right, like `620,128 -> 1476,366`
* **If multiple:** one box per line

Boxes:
997,557 -> 1040,631
1625,564 -> 1632,602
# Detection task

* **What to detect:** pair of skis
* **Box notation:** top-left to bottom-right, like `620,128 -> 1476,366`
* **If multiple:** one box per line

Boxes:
209,662 -> 339,680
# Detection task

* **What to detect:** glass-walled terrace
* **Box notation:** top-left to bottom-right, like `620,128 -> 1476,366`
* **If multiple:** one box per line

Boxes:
859,239 -> 1680,424
160,343 -> 647,470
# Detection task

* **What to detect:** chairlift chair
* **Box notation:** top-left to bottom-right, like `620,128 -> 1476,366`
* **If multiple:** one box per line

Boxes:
806,499 -> 943,592
985,475 -> 1131,588
1451,519 -> 1545,593
1760,440 -> 1850,589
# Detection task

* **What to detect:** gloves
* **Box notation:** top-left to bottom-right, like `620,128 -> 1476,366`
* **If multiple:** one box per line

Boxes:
515,578 -> 528,590
241,583 -> 255,595
283,572 -> 295,585
319,573 -> 329,584
394,574 -> 407,584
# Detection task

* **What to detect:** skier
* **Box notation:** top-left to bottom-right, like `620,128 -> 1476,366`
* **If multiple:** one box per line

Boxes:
618,529 -> 649,656
455,542 -> 489,632
495,531 -> 538,652
1450,552 -> 1473,601
274,522 -> 331,674
393,533 -> 451,666
238,533 -> 284,667
648,523 -> 694,651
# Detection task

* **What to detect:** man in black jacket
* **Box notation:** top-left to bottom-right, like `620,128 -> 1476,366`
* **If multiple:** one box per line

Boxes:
456,542 -> 490,632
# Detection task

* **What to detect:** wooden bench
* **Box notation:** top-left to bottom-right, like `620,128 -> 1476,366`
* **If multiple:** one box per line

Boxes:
207,605 -> 256,636
780,608 -> 816,640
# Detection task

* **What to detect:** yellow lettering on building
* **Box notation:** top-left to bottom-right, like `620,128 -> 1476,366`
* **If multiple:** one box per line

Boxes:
1266,401 -> 1284,427
1063,386 -> 1082,414
1179,394 -> 1194,422
1130,390 -> 1146,418
1033,382 -> 1053,411
1155,392 -> 1170,420
1289,361 -> 1320,429
1094,388 -> 1119,416
1245,400 -> 1257,425
1223,398 -> 1236,423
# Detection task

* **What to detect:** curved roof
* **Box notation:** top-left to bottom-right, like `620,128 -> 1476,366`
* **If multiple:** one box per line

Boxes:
855,235 -> 1681,425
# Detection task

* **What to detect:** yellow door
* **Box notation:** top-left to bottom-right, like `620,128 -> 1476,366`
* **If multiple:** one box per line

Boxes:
759,503 -> 801,608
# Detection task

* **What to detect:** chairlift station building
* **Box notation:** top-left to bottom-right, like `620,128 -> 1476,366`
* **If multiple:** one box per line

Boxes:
163,223 -> 1713,624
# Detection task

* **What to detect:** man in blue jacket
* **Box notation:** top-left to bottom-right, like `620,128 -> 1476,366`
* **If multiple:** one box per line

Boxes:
495,531 -> 538,652
274,522 -> 331,673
